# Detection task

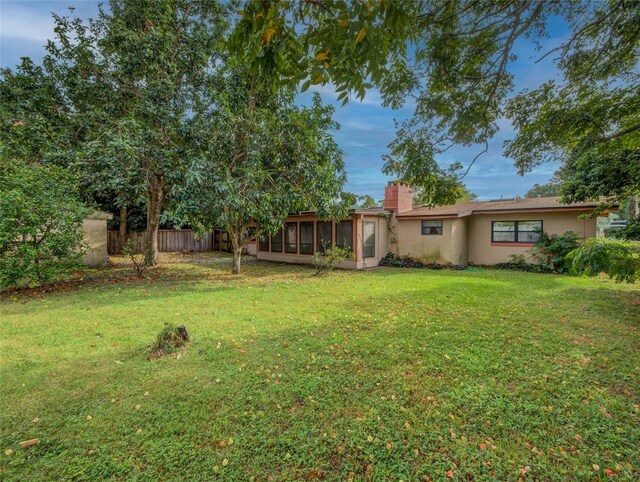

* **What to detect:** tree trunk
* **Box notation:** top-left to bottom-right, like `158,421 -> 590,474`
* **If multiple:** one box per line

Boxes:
144,174 -> 163,266
118,205 -> 128,254
229,228 -> 243,274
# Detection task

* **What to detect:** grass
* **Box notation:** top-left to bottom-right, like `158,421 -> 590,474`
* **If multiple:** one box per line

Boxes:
1,257 -> 639,481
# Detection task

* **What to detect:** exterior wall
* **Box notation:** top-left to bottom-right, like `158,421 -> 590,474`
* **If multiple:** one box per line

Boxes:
395,218 -> 468,264
450,218 -> 469,265
82,216 -> 111,267
245,242 -> 257,256
468,211 -> 597,265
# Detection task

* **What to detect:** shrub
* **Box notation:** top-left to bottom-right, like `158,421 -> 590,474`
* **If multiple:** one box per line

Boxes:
123,239 -> 148,279
379,252 -> 466,270
530,230 -> 581,273
0,162 -> 89,288
495,254 -> 550,273
149,324 -> 190,359
312,246 -> 352,275
567,238 -> 640,283
613,215 -> 640,241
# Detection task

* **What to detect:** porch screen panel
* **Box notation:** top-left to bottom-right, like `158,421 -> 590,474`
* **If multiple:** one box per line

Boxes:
285,223 -> 297,253
270,229 -> 283,252
258,233 -> 269,252
336,221 -> 353,252
300,222 -> 314,254
363,221 -> 376,258
316,221 -> 332,254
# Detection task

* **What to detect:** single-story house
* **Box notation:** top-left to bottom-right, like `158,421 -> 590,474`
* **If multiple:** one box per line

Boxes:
252,182 -> 611,269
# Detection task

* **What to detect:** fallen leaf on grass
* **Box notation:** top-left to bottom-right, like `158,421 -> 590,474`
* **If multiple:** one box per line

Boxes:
446,470 -> 454,478
19,439 -> 39,448
5,449 -> 13,456
86,415 -> 93,421
604,469 -> 614,476
593,464 -> 600,471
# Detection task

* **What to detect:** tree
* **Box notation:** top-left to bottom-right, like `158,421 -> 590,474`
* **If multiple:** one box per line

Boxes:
0,59 -> 89,288
230,1 -> 639,206
45,0 -> 228,266
413,184 -> 477,206
340,192 -> 378,208
525,179 -> 562,198
176,72 -> 346,274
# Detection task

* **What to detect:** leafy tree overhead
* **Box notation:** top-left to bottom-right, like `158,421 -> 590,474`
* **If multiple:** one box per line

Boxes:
176,73 -> 346,274
231,0 -> 639,207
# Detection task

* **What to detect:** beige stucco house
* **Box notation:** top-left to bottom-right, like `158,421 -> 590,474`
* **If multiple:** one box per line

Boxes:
253,182 -> 608,269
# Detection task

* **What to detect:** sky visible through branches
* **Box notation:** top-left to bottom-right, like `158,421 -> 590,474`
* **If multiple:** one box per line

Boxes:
1,0 -> 570,201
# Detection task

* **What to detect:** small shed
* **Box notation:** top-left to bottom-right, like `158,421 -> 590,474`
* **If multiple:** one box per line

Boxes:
83,212 -> 113,267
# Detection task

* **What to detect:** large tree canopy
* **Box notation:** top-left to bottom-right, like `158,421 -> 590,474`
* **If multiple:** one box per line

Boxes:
175,68 -> 346,274
231,0 -> 640,206
46,0 -> 228,265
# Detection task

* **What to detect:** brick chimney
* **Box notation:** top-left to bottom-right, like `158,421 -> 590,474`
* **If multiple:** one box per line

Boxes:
383,181 -> 413,213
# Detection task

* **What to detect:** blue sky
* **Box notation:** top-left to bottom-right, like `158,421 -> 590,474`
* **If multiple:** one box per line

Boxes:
1,1 -> 566,201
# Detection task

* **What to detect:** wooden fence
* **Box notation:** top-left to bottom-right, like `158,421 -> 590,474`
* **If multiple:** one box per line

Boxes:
108,230 -> 214,254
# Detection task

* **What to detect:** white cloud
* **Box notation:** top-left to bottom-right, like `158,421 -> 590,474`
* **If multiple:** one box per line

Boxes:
0,3 -> 55,43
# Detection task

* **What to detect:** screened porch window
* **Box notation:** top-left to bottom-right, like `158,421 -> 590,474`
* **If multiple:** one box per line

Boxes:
300,222 -> 314,255
336,221 -> 353,252
270,229 -> 283,252
492,220 -> 542,243
259,234 -> 269,252
363,221 -> 375,258
284,223 -> 297,253
316,221 -> 332,254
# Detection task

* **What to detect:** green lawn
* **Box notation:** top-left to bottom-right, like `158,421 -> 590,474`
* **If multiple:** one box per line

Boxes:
1,259 -> 639,481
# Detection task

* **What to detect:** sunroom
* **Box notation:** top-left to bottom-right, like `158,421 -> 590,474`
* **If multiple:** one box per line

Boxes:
255,209 -> 390,269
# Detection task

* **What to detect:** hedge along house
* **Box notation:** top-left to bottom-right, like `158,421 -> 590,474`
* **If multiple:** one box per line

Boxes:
255,182 -> 609,269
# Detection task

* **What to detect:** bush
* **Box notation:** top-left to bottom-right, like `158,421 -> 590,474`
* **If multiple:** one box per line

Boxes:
495,254 -> 550,273
379,252 -> 467,270
312,246 -> 352,275
0,162 -> 89,288
123,239 -> 148,279
567,238 -> 640,283
530,230 -> 581,273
